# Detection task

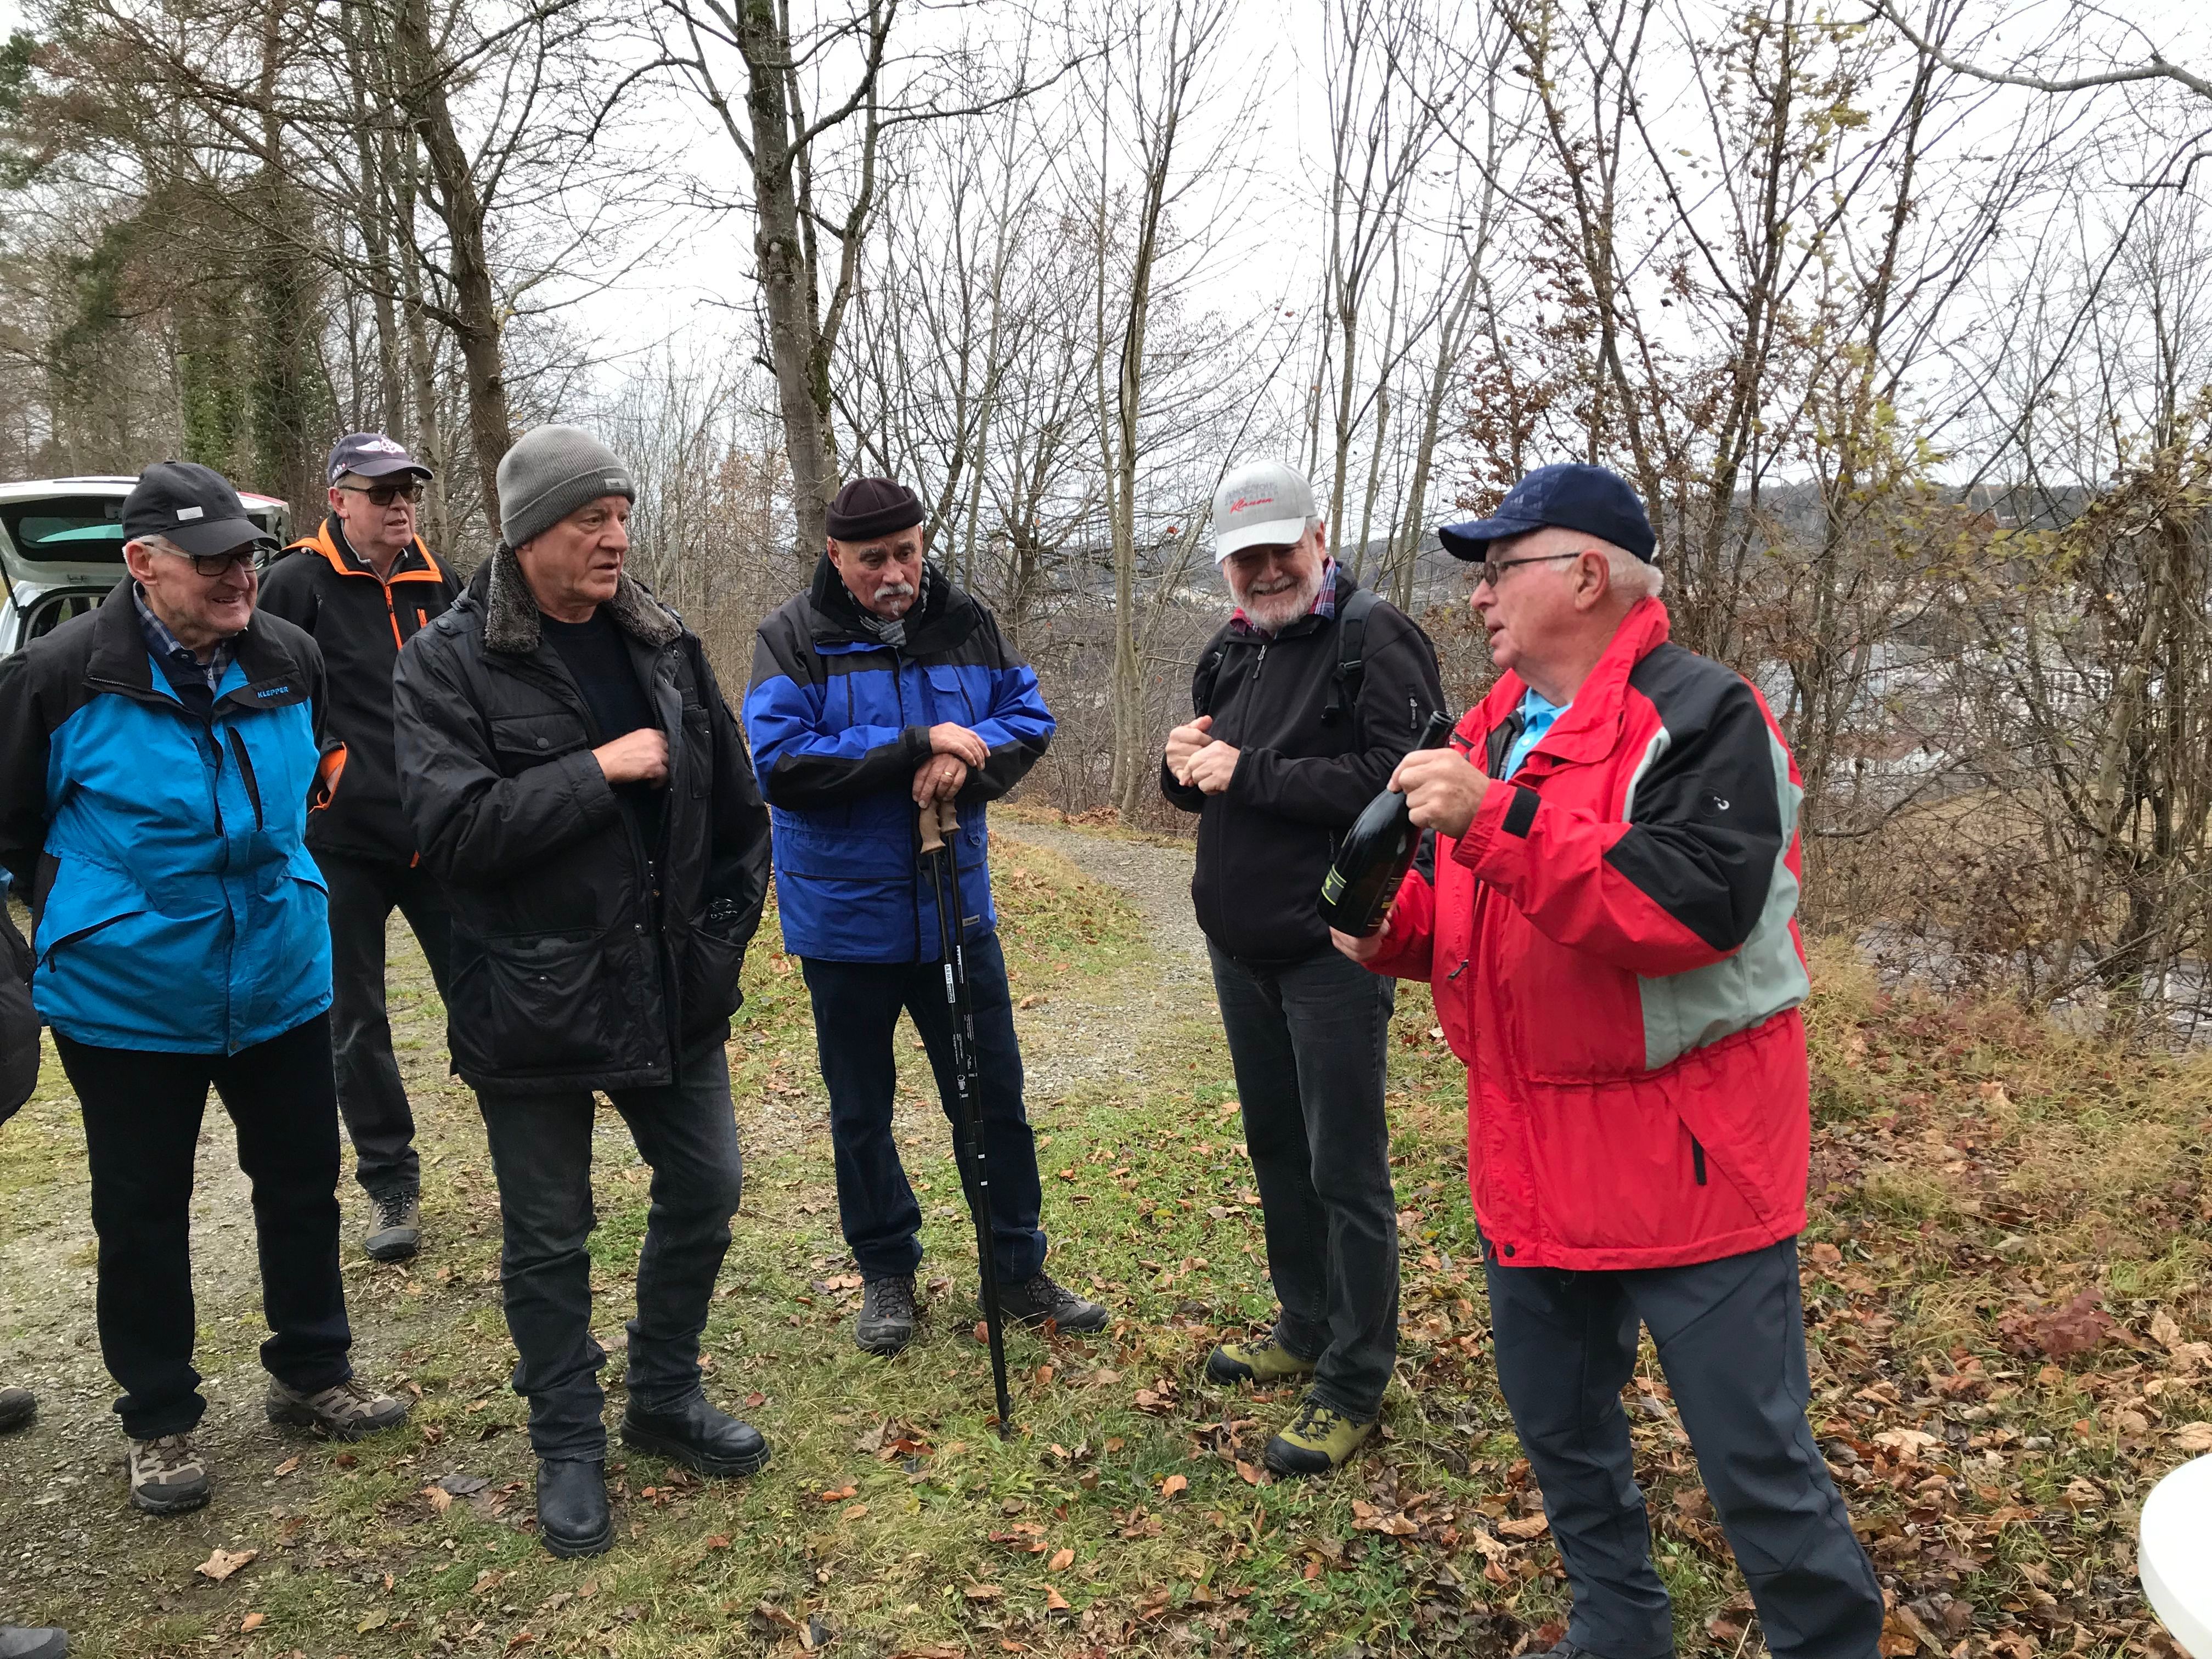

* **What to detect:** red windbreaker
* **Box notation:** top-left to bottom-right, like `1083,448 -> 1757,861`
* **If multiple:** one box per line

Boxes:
1366,600 -> 1812,1271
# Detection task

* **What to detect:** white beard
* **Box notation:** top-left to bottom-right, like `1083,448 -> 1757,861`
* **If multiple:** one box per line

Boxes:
1232,563 -> 1324,633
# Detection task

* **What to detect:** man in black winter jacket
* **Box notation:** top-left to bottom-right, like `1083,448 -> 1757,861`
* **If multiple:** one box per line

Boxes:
259,433 -> 460,1262
1161,460 -> 1444,1478
392,426 -> 772,1560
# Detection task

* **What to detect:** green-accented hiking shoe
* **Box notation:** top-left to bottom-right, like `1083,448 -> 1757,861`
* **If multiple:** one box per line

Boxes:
1262,1394 -> 1376,1477
1205,1333 -> 1318,1387
364,1189 -> 422,1262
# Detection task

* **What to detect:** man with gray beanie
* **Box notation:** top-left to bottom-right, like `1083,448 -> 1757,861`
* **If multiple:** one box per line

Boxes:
392,425 -> 774,1558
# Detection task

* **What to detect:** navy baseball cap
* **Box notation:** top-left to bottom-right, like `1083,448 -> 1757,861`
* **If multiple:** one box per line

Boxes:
328,432 -> 433,486
1438,463 -> 1656,563
121,461 -> 275,557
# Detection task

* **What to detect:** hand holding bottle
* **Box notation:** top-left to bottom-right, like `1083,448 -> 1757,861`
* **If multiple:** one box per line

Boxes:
1390,745 -> 1489,839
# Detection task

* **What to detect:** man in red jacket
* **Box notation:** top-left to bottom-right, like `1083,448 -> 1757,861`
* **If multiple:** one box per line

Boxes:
1336,465 -> 1881,1659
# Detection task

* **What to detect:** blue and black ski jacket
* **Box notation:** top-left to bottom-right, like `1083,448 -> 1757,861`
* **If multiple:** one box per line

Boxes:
744,557 -> 1052,963
0,579 -> 343,1053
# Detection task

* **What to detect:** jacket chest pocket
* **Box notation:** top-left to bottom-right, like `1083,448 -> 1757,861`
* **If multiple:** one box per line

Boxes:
490,712 -> 590,776
925,665 -> 977,724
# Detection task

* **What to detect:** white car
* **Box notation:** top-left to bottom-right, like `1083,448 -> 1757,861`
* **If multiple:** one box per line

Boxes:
0,475 -> 292,656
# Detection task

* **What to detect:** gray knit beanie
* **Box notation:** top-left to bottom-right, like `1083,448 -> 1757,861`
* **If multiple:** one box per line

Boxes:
496,425 -> 636,549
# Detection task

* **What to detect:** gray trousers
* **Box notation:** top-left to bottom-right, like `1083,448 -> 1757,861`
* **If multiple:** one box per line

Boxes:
1209,941 -> 1398,1418
1483,1235 -> 1883,1659
477,1046 -> 743,1460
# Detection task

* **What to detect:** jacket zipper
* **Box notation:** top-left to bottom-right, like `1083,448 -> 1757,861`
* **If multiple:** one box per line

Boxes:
226,729 -> 266,831
1691,1138 -> 1708,1186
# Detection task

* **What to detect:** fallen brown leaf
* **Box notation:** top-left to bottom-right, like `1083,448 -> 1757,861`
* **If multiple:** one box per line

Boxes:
239,1613 -> 266,1633
196,1548 -> 257,1583
1160,1474 -> 1188,1498
964,1583 -> 1005,1602
1048,1547 -> 1074,1572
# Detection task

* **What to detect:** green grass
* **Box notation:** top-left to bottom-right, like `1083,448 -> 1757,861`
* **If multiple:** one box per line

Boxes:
1,845 -> 2203,1656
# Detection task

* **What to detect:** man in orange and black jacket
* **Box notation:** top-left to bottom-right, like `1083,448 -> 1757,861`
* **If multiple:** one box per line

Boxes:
259,432 -> 459,1263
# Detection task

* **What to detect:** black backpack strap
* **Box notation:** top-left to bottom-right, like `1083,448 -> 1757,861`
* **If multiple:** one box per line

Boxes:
1192,639 -> 1229,716
1321,586 -> 1380,726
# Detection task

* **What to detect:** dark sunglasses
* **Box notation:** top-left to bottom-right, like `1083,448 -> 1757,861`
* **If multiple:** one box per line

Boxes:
337,480 -> 425,507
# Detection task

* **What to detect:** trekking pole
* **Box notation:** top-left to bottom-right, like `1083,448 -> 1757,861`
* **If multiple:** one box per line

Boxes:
920,797 -> 1014,1437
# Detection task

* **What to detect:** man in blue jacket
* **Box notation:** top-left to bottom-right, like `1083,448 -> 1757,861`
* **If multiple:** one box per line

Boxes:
747,477 -> 1107,1356
0,461 -> 408,1517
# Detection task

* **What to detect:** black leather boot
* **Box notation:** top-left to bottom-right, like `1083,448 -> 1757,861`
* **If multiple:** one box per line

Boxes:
620,1395 -> 771,1478
534,1458 -> 612,1558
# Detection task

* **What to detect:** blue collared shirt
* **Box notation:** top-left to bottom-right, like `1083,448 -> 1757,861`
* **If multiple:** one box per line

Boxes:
132,582 -> 234,697
1502,686 -> 1570,780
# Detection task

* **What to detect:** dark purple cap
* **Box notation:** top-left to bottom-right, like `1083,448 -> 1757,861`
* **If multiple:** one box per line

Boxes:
1438,463 -> 1656,562
826,477 -> 924,543
327,432 -> 433,486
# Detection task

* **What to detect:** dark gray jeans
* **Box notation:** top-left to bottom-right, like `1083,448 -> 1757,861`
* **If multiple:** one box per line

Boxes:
477,1047 -> 743,1460
1207,941 -> 1398,1419
314,848 -> 453,1200
1484,1236 -> 1884,1659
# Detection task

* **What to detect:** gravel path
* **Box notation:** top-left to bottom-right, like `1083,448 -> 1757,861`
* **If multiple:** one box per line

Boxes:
995,823 -> 1212,1101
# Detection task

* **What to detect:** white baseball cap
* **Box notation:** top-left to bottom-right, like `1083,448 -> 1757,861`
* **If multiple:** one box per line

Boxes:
1214,461 -> 1317,562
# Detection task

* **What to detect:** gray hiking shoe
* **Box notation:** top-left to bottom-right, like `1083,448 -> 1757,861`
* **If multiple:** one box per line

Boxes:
127,1432 -> 210,1514
266,1375 -> 410,1441
0,1386 -> 35,1434
1000,1269 -> 1109,1334
0,1625 -> 69,1658
364,1190 -> 422,1262
855,1274 -> 918,1356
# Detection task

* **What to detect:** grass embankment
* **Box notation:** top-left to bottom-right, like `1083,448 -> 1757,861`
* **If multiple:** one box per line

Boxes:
1,839 -> 2208,1658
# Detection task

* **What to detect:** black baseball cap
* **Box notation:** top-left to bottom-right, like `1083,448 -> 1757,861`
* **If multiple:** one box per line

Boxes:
121,461 -> 276,558
1437,463 -> 1656,563
328,431 -> 433,486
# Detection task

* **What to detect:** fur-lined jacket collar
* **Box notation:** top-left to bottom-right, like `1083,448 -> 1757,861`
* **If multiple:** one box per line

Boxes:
471,544 -> 682,655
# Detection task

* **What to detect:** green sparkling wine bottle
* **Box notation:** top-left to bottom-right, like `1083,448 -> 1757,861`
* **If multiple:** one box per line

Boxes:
1317,710 -> 1457,938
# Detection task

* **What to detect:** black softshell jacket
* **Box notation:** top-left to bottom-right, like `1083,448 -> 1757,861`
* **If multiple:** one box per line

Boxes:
391,554 -> 770,1094
257,518 -> 459,861
1161,568 -> 1446,964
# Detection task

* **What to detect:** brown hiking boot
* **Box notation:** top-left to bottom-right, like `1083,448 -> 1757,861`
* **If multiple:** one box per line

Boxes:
266,1376 -> 409,1441
364,1190 -> 422,1262
127,1433 -> 211,1514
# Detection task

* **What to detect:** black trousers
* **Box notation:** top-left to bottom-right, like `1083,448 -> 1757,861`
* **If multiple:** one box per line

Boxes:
799,932 -> 1047,1284
476,1045 -> 744,1460
1208,941 -> 1400,1418
314,848 -> 454,1199
1484,1236 -> 1884,1659
53,1015 -> 354,1440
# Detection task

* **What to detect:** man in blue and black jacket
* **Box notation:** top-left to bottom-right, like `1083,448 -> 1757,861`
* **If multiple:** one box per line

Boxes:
0,462 -> 409,1520
747,477 -> 1107,1356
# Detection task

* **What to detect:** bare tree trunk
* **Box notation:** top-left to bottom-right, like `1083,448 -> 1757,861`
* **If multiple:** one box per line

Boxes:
393,0 -> 511,531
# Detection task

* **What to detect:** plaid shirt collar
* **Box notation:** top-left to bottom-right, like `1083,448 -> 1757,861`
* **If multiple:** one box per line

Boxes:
132,582 -> 236,696
1228,557 -> 1338,640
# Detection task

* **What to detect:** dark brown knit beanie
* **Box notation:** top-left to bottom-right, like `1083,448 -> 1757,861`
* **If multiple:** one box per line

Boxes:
826,478 -> 924,542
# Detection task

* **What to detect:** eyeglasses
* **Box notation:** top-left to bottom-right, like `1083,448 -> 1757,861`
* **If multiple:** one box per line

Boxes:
1471,550 -> 1585,589
336,480 -> 424,507
158,547 -> 259,578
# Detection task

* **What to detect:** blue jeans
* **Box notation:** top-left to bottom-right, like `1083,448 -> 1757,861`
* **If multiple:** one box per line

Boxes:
799,932 -> 1047,1283
1209,942 -> 1399,1418
476,1046 -> 743,1460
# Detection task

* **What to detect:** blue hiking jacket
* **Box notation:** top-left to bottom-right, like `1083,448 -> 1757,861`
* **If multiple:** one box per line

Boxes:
0,580 -> 342,1053
745,558 -> 1052,963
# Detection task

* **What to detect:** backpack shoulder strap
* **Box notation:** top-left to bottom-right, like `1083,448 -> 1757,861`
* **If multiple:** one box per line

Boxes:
1322,586 -> 1381,726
